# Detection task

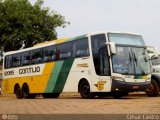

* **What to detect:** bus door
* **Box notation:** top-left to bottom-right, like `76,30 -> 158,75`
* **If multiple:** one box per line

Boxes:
98,47 -> 112,92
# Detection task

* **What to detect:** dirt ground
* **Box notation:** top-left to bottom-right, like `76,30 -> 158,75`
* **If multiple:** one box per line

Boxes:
0,92 -> 160,115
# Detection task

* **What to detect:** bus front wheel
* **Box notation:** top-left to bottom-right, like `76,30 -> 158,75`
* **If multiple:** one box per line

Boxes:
146,79 -> 159,97
79,80 -> 94,99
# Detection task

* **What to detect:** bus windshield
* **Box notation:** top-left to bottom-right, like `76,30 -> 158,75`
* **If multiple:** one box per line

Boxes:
108,33 -> 145,46
112,46 -> 151,75
112,47 -> 150,75
108,33 -> 151,75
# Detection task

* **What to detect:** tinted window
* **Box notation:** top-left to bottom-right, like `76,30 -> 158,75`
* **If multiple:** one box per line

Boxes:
31,49 -> 43,64
108,33 -> 145,46
4,38 -> 90,68
91,34 -> 106,56
5,55 -> 12,68
44,45 -> 56,62
56,42 -> 73,60
12,54 -> 21,67
73,38 -> 89,57
100,47 -> 110,76
22,51 -> 30,65
91,34 -> 106,75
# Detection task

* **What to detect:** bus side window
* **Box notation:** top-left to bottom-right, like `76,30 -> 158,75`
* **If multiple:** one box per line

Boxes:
74,38 -> 89,57
56,42 -> 73,60
44,45 -> 55,62
12,54 -> 21,67
31,49 -> 43,64
55,49 -> 61,60
5,55 -> 12,69
22,52 -> 30,65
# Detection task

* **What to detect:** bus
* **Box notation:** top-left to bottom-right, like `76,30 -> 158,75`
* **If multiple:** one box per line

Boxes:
2,31 -> 152,99
146,46 -> 160,97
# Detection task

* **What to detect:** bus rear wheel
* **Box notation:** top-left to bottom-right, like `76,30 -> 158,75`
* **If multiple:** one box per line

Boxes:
79,80 -> 94,99
146,79 -> 159,97
22,84 -> 36,99
14,85 -> 23,99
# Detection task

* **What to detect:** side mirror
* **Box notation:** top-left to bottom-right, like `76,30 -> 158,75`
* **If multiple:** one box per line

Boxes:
151,54 -> 158,60
105,42 -> 116,55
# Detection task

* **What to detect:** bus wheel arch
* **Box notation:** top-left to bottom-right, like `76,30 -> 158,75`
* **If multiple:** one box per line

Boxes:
14,83 -> 23,99
78,78 -> 94,99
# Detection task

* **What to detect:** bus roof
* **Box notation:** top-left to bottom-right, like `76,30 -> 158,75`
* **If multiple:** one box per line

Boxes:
4,34 -> 87,56
3,31 -> 140,56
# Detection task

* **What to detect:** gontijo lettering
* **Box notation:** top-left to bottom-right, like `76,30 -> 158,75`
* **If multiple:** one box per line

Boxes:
19,66 -> 40,74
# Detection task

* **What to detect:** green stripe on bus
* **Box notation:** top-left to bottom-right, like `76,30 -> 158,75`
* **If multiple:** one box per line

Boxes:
45,59 -> 74,93
45,61 -> 64,93
52,59 -> 74,93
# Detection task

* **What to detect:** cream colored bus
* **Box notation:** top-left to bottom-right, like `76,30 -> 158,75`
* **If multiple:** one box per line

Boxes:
2,31 -> 151,99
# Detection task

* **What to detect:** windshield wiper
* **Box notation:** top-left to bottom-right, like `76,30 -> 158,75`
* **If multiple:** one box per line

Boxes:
133,52 -> 146,75
133,53 -> 137,66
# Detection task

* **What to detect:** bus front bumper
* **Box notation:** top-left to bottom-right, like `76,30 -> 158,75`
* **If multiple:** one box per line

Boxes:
111,80 -> 151,92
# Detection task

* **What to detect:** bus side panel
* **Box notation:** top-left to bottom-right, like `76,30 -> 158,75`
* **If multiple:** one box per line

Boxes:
2,62 -> 55,94
62,57 -> 112,93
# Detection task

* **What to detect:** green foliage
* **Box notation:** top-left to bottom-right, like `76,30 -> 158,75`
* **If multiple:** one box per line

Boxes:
0,0 -> 69,52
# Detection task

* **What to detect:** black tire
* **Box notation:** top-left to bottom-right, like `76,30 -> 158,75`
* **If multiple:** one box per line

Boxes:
146,79 -> 159,97
15,85 -> 23,99
79,80 -> 94,99
22,84 -> 36,99
42,93 -> 60,98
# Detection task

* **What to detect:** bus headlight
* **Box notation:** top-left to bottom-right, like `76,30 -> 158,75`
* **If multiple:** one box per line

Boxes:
112,76 -> 125,82
146,78 -> 151,82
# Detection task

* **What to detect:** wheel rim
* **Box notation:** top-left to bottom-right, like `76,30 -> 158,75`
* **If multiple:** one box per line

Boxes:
80,81 -> 91,98
82,85 -> 90,95
147,84 -> 155,95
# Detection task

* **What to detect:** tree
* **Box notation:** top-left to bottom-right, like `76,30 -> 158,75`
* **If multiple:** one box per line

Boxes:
0,0 -> 69,52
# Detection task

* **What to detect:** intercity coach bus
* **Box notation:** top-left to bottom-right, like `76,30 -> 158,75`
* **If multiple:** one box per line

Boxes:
2,31 -> 151,99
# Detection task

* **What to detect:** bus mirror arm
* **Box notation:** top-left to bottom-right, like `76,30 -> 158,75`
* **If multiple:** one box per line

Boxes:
105,42 -> 116,55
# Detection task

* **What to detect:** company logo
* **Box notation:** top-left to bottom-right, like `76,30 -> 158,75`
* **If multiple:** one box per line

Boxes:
95,81 -> 107,90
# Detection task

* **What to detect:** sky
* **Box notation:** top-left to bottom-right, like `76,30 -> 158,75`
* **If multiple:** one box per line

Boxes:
29,0 -> 160,50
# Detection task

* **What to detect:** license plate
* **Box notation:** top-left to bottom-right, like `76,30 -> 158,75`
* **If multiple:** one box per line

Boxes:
133,86 -> 139,89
